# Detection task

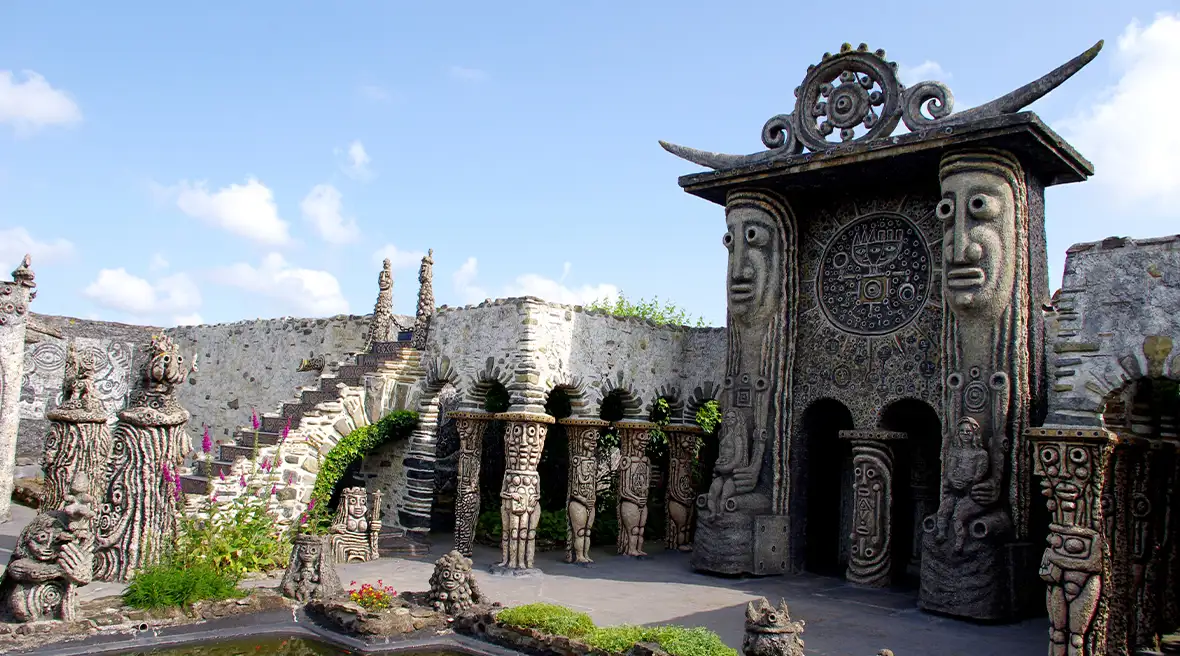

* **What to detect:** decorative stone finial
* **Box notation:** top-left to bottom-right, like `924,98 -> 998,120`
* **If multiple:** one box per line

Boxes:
368,259 -> 396,344
411,249 -> 435,349
11,254 -> 35,290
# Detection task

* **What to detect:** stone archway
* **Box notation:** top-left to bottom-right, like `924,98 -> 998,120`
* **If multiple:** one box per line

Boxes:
879,398 -> 942,586
799,398 -> 855,576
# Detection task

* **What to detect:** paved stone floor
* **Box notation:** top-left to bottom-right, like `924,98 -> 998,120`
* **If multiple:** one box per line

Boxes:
1,506 -> 1049,655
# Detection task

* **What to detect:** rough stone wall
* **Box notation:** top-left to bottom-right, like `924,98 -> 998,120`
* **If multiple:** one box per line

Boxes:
1045,235 -> 1180,426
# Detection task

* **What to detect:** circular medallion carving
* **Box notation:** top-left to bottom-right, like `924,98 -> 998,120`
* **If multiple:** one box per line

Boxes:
817,212 -> 932,336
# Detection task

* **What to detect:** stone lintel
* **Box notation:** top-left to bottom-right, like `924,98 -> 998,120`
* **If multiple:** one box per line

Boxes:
446,410 -> 496,421
613,420 -> 661,431
663,423 -> 705,434
1024,425 -> 1118,445
679,112 -> 1091,207
556,417 -> 611,428
493,411 -> 556,425
839,429 -> 907,442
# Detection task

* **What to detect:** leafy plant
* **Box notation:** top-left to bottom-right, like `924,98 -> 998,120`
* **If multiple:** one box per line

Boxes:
585,292 -> 709,328
496,603 -> 737,656
497,603 -> 595,639
348,579 -> 398,611
695,400 -> 721,435
123,561 -> 243,610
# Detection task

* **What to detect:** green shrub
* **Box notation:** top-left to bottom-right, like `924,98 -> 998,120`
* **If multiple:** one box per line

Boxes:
123,562 -> 243,610
476,509 -> 502,543
585,292 -> 708,328
695,400 -> 721,435
497,603 -> 595,639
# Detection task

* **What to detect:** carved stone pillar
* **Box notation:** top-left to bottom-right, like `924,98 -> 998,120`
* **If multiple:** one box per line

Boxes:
448,411 -> 493,557
1101,435 -> 1144,653
615,421 -> 656,557
1028,427 -> 1117,656
410,249 -> 434,350
42,344 -> 113,512
93,335 -> 197,582
838,430 -> 906,587
1132,439 -> 1176,653
0,255 -> 35,523
665,423 -> 702,552
1161,439 -> 1180,638
558,417 -> 608,565
492,412 -> 553,575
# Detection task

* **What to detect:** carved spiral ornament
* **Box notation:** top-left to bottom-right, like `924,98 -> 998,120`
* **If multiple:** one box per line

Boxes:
794,44 -> 902,151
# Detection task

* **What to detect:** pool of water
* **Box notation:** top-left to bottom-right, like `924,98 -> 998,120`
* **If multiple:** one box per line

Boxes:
113,637 -> 459,656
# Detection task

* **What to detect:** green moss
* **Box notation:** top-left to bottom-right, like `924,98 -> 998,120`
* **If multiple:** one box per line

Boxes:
496,603 -> 736,656
497,603 -> 595,638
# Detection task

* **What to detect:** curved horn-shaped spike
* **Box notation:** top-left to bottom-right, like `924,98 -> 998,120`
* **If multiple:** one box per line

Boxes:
938,40 -> 1103,126
658,140 -> 785,171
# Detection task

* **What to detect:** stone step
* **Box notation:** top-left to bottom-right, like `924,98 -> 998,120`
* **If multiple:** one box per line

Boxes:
378,530 -> 431,558
319,375 -> 363,392
300,389 -> 339,407
218,443 -> 255,462
206,460 -> 234,478
235,429 -> 283,447
180,474 -> 208,495
262,412 -> 300,434
334,364 -> 370,380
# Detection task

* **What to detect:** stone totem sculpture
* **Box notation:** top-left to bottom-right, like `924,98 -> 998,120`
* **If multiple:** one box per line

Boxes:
665,424 -> 702,552
328,487 -> 382,563
450,411 -> 493,557
919,148 -> 1039,620
616,421 -> 655,557
41,344 -> 112,511
93,334 -> 197,582
691,189 -> 795,576
741,597 -> 806,656
840,430 -> 906,587
411,249 -> 434,350
561,417 -> 607,564
0,254 -> 36,523
493,412 -> 553,574
280,534 -> 344,603
428,550 -> 486,615
368,258 -> 396,344
0,476 -> 96,622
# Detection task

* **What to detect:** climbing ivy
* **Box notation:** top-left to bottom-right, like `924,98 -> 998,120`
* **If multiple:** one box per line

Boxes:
585,292 -> 709,328
303,410 -> 419,533
695,400 -> 721,434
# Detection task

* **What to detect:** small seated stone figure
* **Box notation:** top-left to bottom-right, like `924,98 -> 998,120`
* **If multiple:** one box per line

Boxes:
742,597 -> 805,656
0,478 -> 96,622
280,534 -> 343,603
934,416 -> 990,553
428,550 -> 485,615
329,487 -> 382,563
701,410 -> 766,518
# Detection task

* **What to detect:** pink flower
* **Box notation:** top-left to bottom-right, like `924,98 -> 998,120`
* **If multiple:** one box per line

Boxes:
161,463 -> 173,484
201,425 -> 213,454
173,475 -> 182,501
219,471 -> 226,482
281,418 -> 291,442
300,514 -> 309,525
270,485 -> 277,496
261,457 -> 271,472
239,474 -> 247,487
251,408 -> 260,431
308,498 -> 316,511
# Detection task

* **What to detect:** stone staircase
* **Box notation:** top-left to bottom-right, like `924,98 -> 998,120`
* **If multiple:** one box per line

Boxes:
180,337 -> 416,495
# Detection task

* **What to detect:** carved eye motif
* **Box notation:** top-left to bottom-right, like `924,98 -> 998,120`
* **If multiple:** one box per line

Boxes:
745,225 -> 768,247
935,198 -> 954,221
967,193 -> 1000,220
722,232 -> 734,249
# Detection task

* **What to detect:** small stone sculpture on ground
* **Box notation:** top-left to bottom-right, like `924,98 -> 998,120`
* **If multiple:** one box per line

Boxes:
0,477 -> 96,622
742,597 -> 805,656
428,550 -> 485,615
328,487 -> 382,563
280,534 -> 344,603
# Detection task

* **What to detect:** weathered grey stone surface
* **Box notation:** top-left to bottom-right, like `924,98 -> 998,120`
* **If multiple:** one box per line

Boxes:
1045,235 -> 1180,426
0,257 -> 37,523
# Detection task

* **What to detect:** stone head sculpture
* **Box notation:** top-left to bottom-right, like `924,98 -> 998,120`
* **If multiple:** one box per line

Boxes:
428,549 -> 484,615
741,597 -> 805,656
145,334 -> 197,393
379,258 -> 393,290
279,534 -> 343,603
724,190 -> 788,326
937,149 -> 1028,322
955,416 -> 983,449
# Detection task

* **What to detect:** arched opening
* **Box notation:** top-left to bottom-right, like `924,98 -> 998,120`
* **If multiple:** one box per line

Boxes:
591,389 -> 628,547
540,387 -> 572,511
475,381 -> 510,547
879,398 -> 942,587
800,398 -> 855,576
428,384 -> 462,532
643,395 -> 678,545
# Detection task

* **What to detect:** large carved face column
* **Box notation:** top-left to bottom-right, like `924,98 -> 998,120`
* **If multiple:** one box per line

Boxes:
448,410 -> 494,557
559,417 -> 608,565
93,334 -> 197,582
0,255 -> 35,523
42,344 -> 113,511
615,420 -> 656,558
839,430 -> 906,587
920,149 -> 1033,620
692,188 -> 795,577
1027,427 -> 1117,656
665,423 -> 703,552
492,412 -> 553,575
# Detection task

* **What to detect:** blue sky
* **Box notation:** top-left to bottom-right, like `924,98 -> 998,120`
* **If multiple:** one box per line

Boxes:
2,1 -> 1178,328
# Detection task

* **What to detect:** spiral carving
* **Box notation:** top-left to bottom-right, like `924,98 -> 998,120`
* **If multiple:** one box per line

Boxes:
760,114 -> 802,153
792,43 -> 902,152
900,81 -> 955,131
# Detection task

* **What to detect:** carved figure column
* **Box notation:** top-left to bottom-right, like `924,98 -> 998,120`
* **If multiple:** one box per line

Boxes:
93,334 -> 197,582
839,430 -> 906,587
615,420 -> 656,557
0,255 -> 36,523
410,249 -> 434,350
665,423 -> 702,552
559,417 -> 608,565
449,410 -> 494,557
41,344 -> 113,512
920,149 -> 1039,620
368,258 -> 396,344
1027,427 -> 1117,656
492,412 -> 553,575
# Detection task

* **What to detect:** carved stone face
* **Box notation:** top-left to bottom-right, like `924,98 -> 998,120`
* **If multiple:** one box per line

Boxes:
955,417 -> 981,448
347,495 -> 367,518
297,540 -> 321,565
21,519 -> 63,562
937,169 -> 1017,318
724,205 -> 781,324
438,565 -> 463,591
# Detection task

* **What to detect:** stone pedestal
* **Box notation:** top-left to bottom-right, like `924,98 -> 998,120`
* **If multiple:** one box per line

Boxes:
839,430 -> 906,587
449,411 -> 494,557
615,421 -> 657,557
665,424 -> 703,552
0,256 -> 36,524
491,412 -> 553,575
1028,426 -> 1117,656
558,417 -> 608,565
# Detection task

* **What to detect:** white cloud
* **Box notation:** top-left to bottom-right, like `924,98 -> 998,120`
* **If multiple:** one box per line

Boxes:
300,184 -> 360,244
358,85 -> 393,103
451,257 -> 618,307
373,244 -> 426,269
149,253 -> 170,272
0,70 -> 82,136
897,61 -> 950,86
173,178 -> 291,245
1059,13 -> 1180,207
0,227 -> 75,273
449,65 -> 489,83
82,269 -> 202,317
210,253 -> 348,317
173,313 -> 203,326
346,140 -> 372,180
